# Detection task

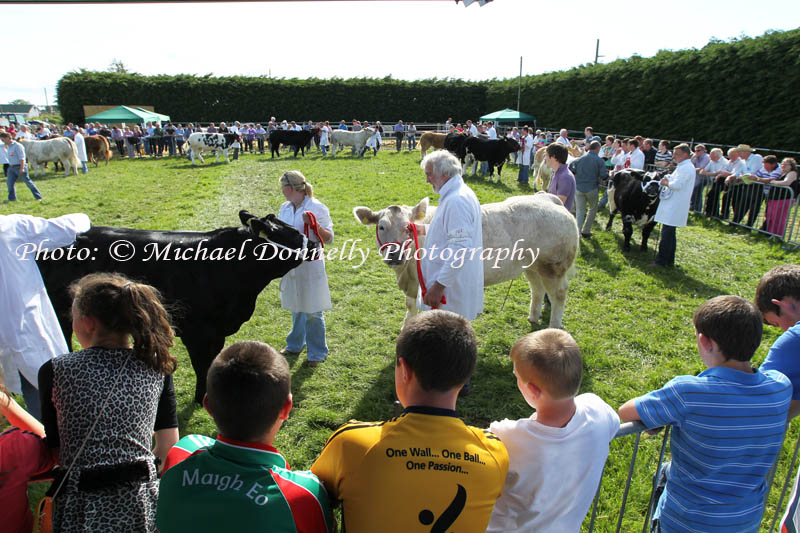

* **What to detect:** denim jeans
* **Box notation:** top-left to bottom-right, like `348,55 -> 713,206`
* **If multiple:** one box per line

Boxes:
690,175 -> 705,212
655,224 -> 676,266
407,135 -> 416,150
321,144 -> 327,156
20,371 -> 41,421
7,166 -> 43,201
81,161 -> 88,174
395,132 -> 403,151
518,164 -> 530,183
286,311 -> 328,362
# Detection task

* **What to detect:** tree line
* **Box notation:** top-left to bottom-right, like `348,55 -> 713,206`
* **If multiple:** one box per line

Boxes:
57,29 -> 799,151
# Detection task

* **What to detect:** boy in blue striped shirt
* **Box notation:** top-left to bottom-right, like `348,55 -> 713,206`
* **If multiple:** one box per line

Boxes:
619,295 -> 791,533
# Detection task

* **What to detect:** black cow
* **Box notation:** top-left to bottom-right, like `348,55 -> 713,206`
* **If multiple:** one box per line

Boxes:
605,169 -> 665,251
269,130 -> 314,158
463,136 -> 521,178
37,211 -> 318,403
444,132 -> 468,163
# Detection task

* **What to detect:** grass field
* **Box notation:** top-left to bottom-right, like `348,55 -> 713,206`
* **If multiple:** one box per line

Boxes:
4,146 -> 799,531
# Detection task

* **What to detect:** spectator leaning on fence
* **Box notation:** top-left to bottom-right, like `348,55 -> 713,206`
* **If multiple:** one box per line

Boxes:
516,127 -> 535,185
688,144 -> 710,212
555,128 -> 571,147
486,329 -> 619,532
406,122 -> 417,150
393,120 -> 404,151
627,139 -> 645,170
700,147 -> 728,217
641,138 -> 657,167
569,140 -> 607,238
619,295 -> 791,533
762,158 -> 799,236
649,143 -> 694,268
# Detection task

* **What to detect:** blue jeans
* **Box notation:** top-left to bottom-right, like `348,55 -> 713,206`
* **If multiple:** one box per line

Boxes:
286,311 -> 328,362
7,166 -> 43,201
321,144 -> 327,156
518,164 -> 530,183
690,176 -> 705,212
81,161 -> 88,174
655,224 -> 676,266
480,161 -> 489,175
20,371 -> 41,421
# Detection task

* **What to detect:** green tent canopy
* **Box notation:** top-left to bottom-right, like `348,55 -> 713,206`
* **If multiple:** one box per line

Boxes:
479,108 -> 535,122
133,107 -> 170,123
85,105 -> 169,124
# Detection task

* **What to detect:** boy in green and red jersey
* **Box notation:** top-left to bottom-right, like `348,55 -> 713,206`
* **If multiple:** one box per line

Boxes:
156,341 -> 333,532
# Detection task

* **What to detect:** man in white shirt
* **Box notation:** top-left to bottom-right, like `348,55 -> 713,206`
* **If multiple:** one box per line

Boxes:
555,129 -> 571,147
649,144 -> 695,268
627,139 -> 645,170
516,127 -> 535,185
412,150 -> 483,395
0,212 -> 91,418
72,126 -> 88,174
701,148 -> 729,217
487,122 -> 497,140
467,120 -> 478,137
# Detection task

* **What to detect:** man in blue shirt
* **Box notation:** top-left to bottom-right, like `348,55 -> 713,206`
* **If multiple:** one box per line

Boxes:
393,120 -> 405,152
569,140 -> 607,238
1,132 -> 42,201
758,264 -> 800,419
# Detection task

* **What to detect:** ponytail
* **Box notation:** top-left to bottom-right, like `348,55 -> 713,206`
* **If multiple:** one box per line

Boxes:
70,273 -> 177,374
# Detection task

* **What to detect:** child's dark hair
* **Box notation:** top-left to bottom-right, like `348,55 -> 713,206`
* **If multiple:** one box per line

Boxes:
70,273 -> 176,374
545,142 -> 568,164
693,295 -> 762,362
206,341 -> 290,442
395,310 -> 476,392
755,265 -> 800,316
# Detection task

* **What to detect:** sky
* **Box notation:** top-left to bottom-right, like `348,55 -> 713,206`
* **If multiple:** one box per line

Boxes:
2,0 -> 798,106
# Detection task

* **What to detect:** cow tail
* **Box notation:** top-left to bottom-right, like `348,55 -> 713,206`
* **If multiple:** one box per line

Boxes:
68,138 -> 80,174
103,136 -> 112,161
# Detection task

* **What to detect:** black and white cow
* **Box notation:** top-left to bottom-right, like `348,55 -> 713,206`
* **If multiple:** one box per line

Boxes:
605,168 -> 665,251
187,132 -> 240,164
269,129 -> 314,158
463,136 -> 521,179
37,211 -> 317,403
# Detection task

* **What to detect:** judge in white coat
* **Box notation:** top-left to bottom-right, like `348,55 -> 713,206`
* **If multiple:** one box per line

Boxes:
412,150 -> 484,321
0,212 -> 91,418
277,171 -> 333,368
650,143 -> 695,268
72,126 -> 88,174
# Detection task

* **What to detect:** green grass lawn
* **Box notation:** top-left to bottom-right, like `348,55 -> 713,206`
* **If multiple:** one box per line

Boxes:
4,148 -> 798,531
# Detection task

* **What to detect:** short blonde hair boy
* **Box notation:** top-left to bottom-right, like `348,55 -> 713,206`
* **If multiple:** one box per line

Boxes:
510,329 -> 582,399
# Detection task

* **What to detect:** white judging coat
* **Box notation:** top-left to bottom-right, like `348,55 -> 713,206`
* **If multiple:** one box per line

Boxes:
354,193 -> 579,328
0,213 -> 91,394
277,196 -> 333,313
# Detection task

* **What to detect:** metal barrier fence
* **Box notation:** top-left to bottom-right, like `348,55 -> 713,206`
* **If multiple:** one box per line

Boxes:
588,421 -> 800,532
687,172 -> 799,247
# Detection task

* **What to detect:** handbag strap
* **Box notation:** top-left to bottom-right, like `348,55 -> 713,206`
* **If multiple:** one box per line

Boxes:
49,350 -> 134,500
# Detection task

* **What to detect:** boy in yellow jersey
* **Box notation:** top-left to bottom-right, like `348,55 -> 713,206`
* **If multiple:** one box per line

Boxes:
312,310 -> 509,532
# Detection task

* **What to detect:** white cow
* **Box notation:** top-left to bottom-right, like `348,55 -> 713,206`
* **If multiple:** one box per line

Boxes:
19,138 -> 80,177
329,127 -> 377,157
354,194 -> 579,328
186,132 -> 239,165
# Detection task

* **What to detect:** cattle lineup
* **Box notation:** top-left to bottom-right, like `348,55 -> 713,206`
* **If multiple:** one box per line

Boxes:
2,115 -> 800,533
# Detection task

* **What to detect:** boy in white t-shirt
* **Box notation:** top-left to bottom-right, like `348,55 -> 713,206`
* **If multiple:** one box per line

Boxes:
487,329 -> 619,533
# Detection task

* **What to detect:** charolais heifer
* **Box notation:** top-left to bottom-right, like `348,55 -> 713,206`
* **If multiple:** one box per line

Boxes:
37,211 -> 317,402
329,127 -> 377,157
354,194 -> 578,328
19,137 -> 80,177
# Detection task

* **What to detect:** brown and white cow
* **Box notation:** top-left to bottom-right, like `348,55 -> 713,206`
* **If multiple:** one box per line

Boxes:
353,194 -> 579,328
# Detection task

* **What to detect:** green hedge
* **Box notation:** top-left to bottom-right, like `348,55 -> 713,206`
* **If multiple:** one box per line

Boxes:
56,73 -> 487,126
487,29 -> 800,151
57,29 -> 800,151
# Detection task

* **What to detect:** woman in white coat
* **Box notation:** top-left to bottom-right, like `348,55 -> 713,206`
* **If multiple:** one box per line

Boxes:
72,126 -> 88,174
277,171 -> 333,367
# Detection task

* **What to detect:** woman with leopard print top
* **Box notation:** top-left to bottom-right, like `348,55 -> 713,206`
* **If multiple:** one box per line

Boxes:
38,273 -> 179,533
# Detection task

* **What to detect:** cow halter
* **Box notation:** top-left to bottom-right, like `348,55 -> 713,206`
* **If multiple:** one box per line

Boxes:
406,223 -> 446,309
375,225 -> 411,255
